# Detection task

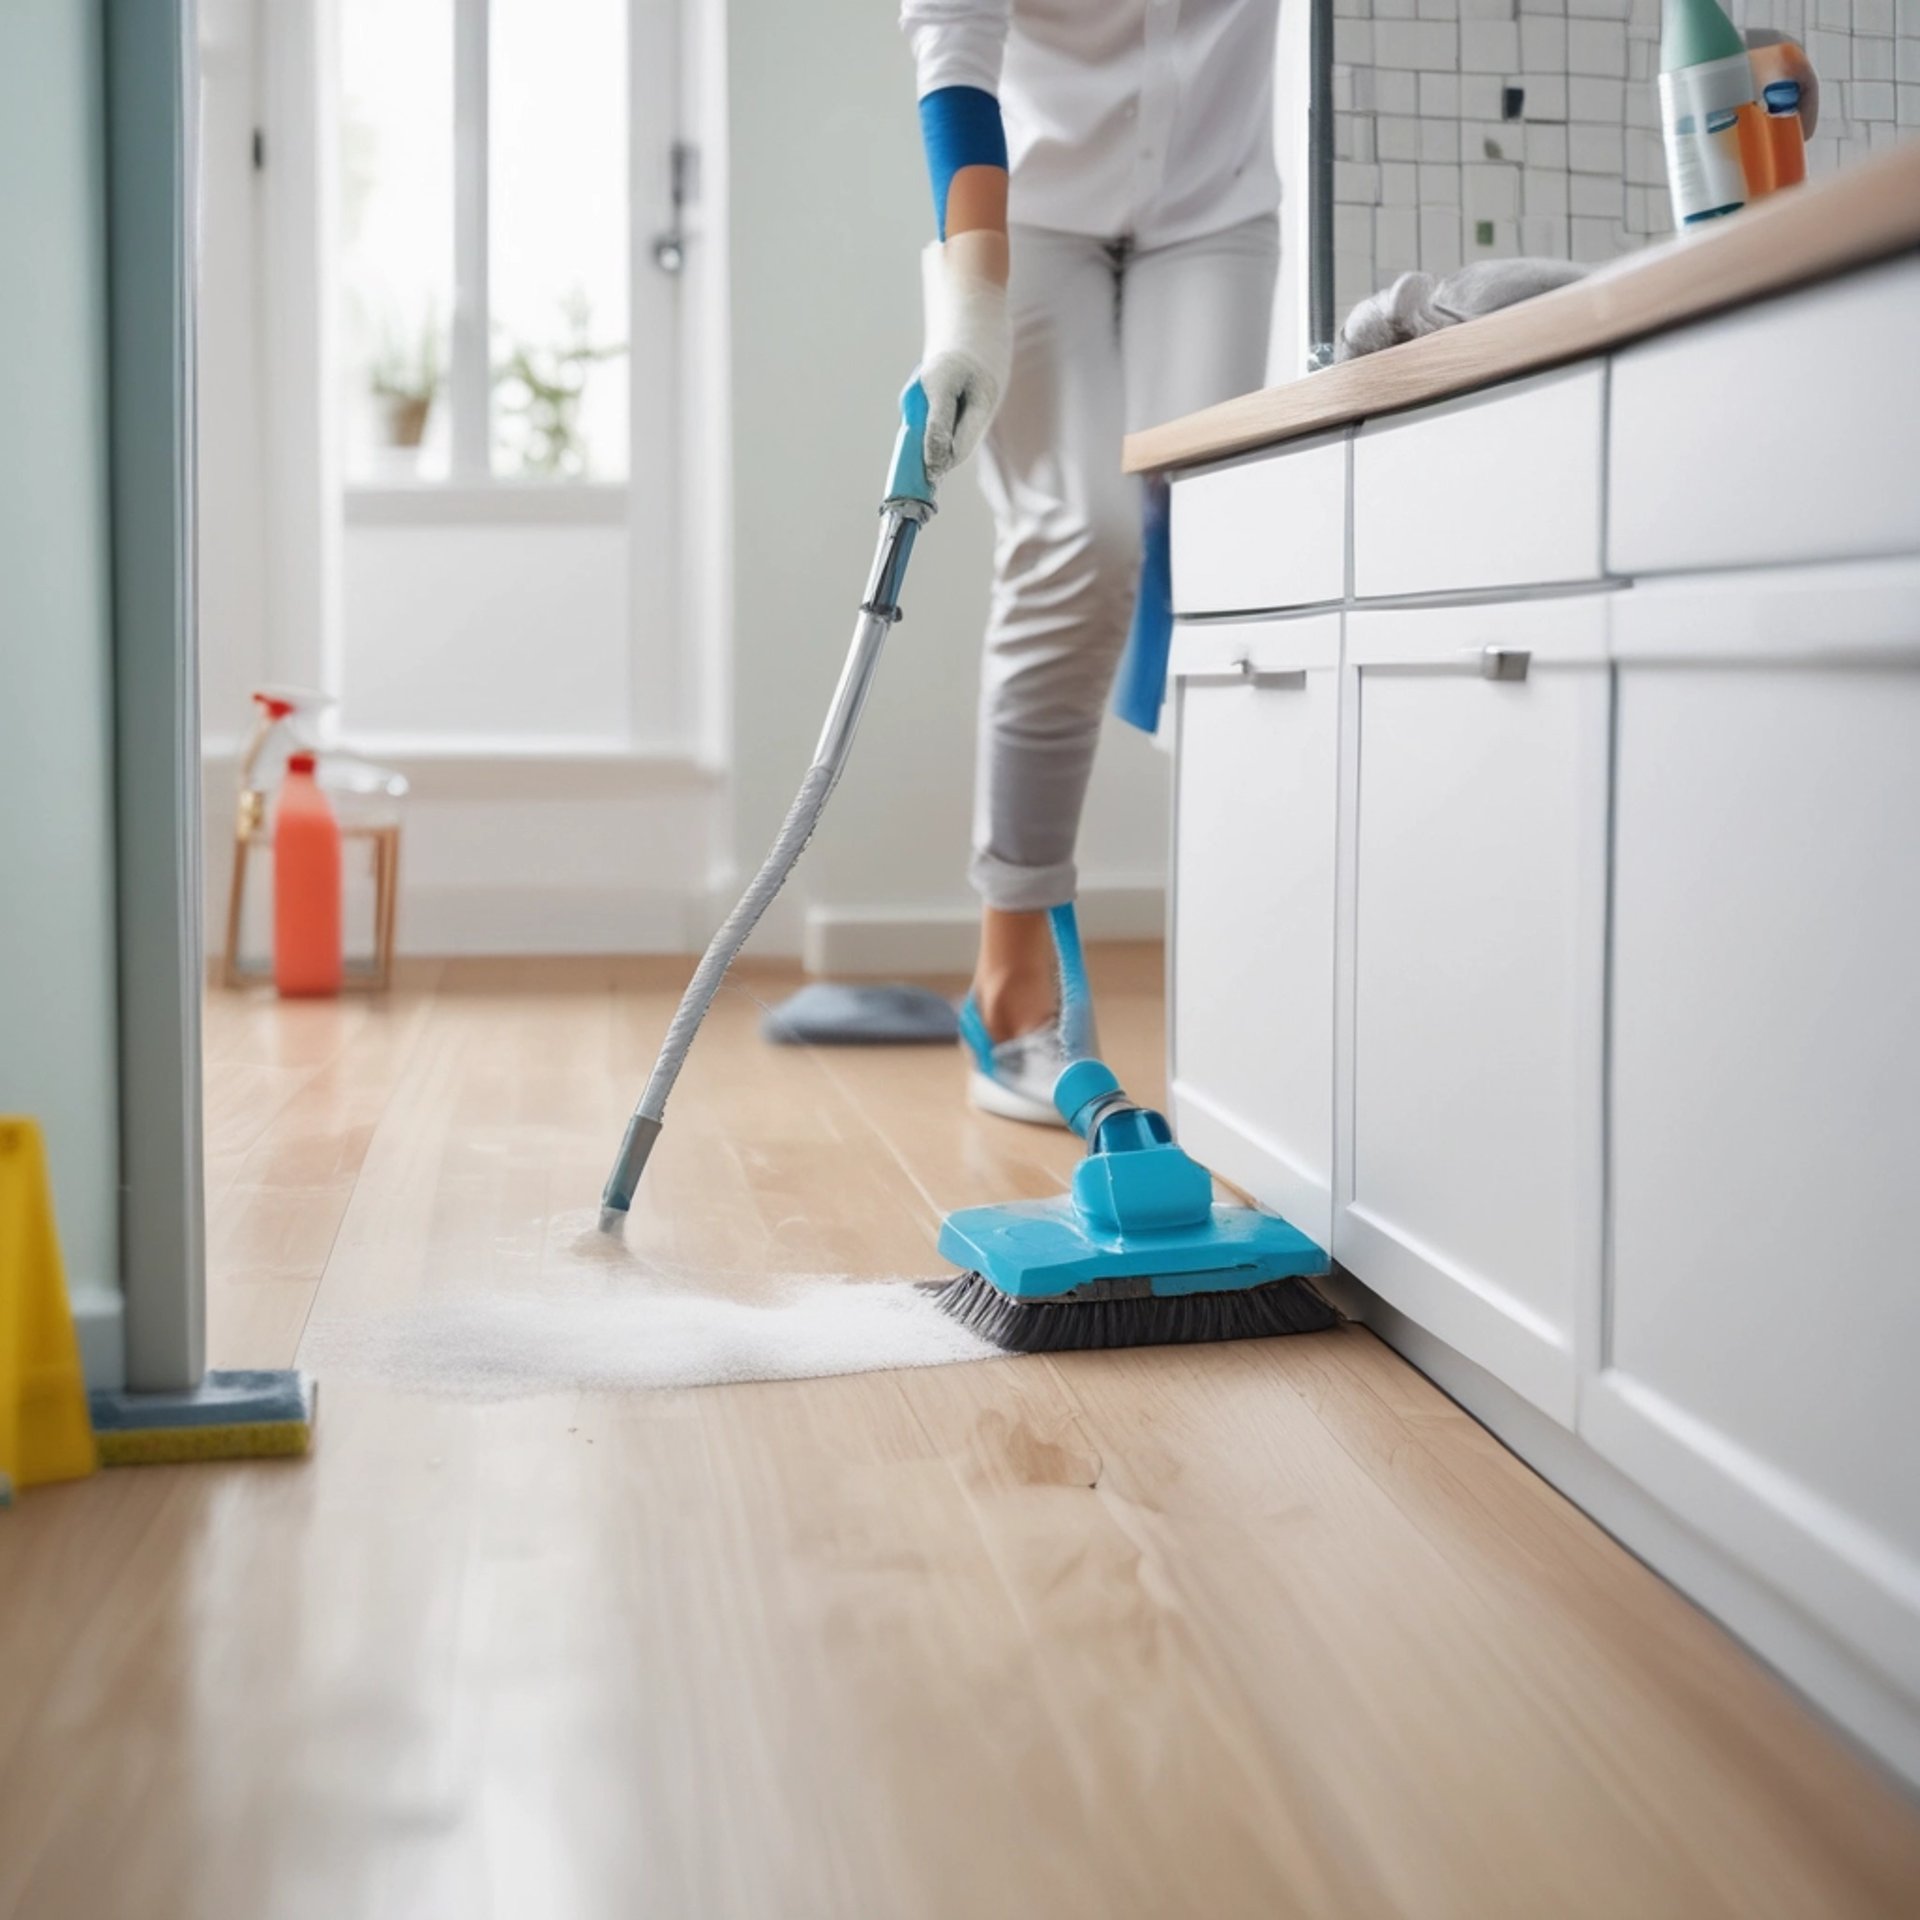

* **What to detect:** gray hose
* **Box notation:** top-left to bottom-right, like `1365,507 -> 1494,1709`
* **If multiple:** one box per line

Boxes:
600,761 -> 836,1212
645,758 -> 835,1119
601,505 -> 926,1214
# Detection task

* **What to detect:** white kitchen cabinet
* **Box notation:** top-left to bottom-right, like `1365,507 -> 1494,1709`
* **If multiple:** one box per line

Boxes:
1609,256 -> 1920,578
1141,218 -> 1920,1782
1170,614 -> 1341,1251
1170,434 -> 1347,615
1352,365 -> 1606,600
1336,596 -> 1612,1424
1590,559 -> 1920,1706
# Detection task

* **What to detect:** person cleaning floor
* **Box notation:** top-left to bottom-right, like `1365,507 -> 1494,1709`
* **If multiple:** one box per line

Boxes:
904,0 -> 1283,1125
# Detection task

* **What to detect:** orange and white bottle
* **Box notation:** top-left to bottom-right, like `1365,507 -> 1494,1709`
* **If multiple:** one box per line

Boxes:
1744,34 -> 1815,197
273,752 -> 343,997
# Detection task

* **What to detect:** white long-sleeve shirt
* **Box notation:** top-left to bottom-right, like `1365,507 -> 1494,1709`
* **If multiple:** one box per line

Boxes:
900,0 -> 1281,248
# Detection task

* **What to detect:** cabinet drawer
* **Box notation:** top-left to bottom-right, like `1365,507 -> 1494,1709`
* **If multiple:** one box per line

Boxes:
1170,434 -> 1346,615
1591,564 -> 1920,1704
1337,597 -> 1610,1422
1353,365 -> 1606,599
1171,615 -> 1341,1250
1609,255 -> 1920,577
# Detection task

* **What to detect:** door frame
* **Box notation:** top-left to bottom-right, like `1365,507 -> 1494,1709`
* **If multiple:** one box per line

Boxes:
106,0 -> 206,1392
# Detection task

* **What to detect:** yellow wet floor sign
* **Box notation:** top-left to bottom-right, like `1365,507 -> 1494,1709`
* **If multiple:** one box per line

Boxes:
0,1119 -> 99,1505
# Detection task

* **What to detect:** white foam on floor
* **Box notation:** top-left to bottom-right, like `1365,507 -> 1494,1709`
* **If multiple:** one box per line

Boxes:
299,1276 -> 1001,1399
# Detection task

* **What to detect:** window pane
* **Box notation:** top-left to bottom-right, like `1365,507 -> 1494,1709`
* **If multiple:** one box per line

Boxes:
489,0 -> 630,481
338,0 -> 454,483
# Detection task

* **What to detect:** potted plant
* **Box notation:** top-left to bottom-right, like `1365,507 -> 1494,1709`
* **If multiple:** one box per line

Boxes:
368,313 -> 443,453
493,289 -> 627,479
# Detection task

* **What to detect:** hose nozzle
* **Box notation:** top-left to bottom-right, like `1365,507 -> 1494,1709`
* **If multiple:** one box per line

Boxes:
601,1113 -> 663,1214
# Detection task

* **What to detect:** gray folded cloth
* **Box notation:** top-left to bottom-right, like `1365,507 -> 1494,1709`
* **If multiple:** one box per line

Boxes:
761,982 -> 959,1046
1336,257 -> 1590,361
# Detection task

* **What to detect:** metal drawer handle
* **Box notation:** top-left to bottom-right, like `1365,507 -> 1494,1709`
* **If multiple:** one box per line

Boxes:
1231,659 -> 1308,689
1477,645 -> 1531,682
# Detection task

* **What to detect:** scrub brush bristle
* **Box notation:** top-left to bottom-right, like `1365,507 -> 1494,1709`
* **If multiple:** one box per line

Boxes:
928,1271 -> 1339,1355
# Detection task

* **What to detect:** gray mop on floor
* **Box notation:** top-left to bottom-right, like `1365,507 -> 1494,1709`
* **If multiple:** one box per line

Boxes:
761,983 -> 959,1046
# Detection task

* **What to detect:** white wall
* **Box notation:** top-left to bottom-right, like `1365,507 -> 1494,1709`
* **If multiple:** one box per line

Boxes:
340,522 -> 633,742
198,0 -> 723,961
197,0 -> 270,736
200,0 -> 1267,968
722,0 -> 1170,970
0,0 -> 124,1371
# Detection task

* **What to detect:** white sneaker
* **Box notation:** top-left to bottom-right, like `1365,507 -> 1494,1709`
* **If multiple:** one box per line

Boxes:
960,997 -> 1072,1126
960,903 -> 1100,1127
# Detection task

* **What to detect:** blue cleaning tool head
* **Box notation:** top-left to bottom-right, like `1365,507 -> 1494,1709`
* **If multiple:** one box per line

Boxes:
933,1058 -> 1337,1353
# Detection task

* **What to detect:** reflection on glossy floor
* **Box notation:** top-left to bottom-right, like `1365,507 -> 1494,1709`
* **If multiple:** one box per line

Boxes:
3,948 -> 1918,1919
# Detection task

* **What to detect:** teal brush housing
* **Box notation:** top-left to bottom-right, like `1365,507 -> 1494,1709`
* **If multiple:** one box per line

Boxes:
937,1058 -> 1326,1302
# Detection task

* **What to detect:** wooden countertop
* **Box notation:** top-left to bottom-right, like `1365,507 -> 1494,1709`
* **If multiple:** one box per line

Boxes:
1124,140 -> 1920,474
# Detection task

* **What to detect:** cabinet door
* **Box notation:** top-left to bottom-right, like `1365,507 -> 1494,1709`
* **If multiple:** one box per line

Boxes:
1591,559 -> 1920,1709
1337,598 -> 1611,1424
1170,615 -> 1341,1253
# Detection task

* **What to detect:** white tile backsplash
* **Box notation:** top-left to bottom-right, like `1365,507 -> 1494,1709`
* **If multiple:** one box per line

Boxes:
1378,113 -> 1422,158
1526,120 -> 1572,166
1569,121 -> 1627,171
1381,158 -> 1421,201
1461,19 -> 1523,68
1460,72 -> 1507,116
1523,73 -> 1571,118
1329,0 -> 1918,307
1375,66 -> 1421,113
1522,15 -> 1570,67
1466,160 -> 1524,212
1568,17 -> 1630,73
1571,169 -> 1626,212
1420,205 -> 1466,270
1376,204 -> 1422,269
1569,75 -> 1628,117
1466,118 -> 1521,158
1525,165 -> 1572,212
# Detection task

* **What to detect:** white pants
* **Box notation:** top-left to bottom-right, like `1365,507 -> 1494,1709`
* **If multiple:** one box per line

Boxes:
970,213 -> 1278,912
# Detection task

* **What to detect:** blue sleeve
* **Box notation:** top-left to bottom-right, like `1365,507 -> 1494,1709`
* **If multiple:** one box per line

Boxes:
917,85 -> 1008,239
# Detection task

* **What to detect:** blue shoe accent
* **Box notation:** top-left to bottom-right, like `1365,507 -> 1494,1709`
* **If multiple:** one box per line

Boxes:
962,901 -> 1099,1126
957,992 -> 997,1074
1047,901 -> 1096,1062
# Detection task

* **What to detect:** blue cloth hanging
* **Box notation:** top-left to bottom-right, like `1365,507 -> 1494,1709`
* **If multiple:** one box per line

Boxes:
1113,477 -> 1172,735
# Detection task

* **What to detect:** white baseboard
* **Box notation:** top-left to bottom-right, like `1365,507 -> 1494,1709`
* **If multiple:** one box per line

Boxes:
802,882 -> 1166,977
1348,1274 -> 1920,1793
70,1289 -> 126,1393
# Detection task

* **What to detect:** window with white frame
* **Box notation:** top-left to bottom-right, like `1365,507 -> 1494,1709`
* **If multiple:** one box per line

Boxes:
337,0 -> 630,487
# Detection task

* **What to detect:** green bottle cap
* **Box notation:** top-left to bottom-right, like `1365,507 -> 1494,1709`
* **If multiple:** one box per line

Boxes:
1660,0 -> 1746,72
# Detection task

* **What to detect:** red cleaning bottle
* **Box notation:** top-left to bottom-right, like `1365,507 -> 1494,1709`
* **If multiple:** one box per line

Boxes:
273,752 -> 343,997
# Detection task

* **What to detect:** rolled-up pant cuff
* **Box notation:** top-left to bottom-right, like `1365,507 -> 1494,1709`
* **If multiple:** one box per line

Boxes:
969,851 -> 1077,914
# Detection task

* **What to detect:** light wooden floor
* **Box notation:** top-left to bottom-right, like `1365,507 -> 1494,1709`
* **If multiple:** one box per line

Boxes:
3,949 -> 1918,1919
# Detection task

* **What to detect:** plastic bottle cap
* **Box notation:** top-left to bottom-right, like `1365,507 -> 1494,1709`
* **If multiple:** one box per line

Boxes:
287,751 -> 317,775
